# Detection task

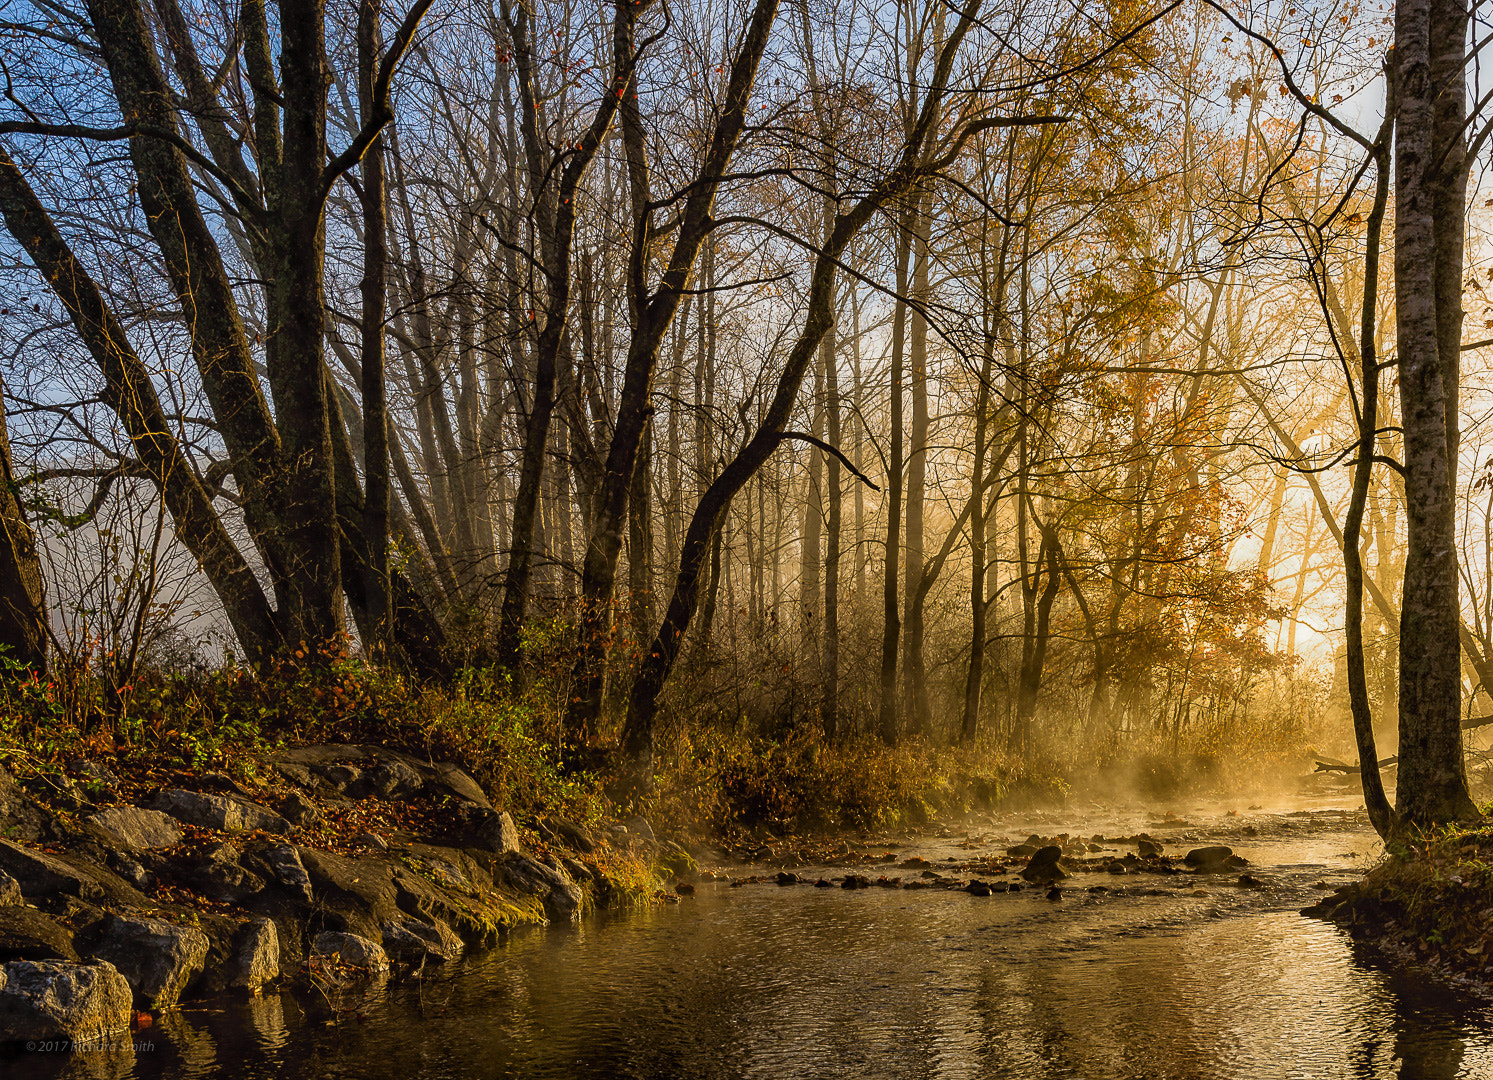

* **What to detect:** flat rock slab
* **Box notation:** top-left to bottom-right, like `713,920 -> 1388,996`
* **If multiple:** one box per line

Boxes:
85,914 -> 209,1010
0,959 -> 133,1044
87,806 -> 184,850
151,790 -> 290,835
0,839 -> 103,901
0,906 -> 79,962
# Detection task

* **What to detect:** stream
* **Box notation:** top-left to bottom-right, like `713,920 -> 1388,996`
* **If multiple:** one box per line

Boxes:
12,789 -> 1493,1079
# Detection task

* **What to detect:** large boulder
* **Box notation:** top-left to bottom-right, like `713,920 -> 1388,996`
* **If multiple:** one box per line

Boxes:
150,790 -> 290,835
228,918 -> 280,995
84,914 -> 209,1010
0,906 -> 79,962
0,765 -> 49,842
0,959 -> 132,1044
311,931 -> 389,976
1020,845 -> 1068,884
87,806 -> 183,851
0,839 -> 103,901
493,852 -> 584,922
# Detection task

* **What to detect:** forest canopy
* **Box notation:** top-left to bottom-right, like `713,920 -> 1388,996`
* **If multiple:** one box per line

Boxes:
0,0 -> 1487,830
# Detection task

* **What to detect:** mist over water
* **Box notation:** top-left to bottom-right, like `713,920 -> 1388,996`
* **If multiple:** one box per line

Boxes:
8,794 -> 1490,1080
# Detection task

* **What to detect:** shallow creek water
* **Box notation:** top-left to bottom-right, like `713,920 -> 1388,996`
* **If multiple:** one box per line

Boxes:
13,791 -> 1493,1080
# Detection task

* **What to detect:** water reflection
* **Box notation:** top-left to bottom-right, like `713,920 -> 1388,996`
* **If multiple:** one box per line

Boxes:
3,822 -> 1490,1080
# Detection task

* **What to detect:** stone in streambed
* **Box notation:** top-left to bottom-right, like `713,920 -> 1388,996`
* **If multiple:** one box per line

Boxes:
1185,846 -> 1239,872
1020,845 -> 1067,884
967,880 -> 992,896
1137,838 -> 1162,857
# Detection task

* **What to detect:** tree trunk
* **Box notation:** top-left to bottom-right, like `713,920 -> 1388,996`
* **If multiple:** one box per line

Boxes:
879,222 -> 912,742
0,382 -> 47,673
1392,0 -> 1481,827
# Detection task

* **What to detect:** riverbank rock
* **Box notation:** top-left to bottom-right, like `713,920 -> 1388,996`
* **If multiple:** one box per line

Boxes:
0,839 -> 105,902
473,809 -> 521,854
1138,839 -> 1162,857
86,806 -> 183,851
0,959 -> 133,1043
381,917 -> 463,962
84,913 -> 209,1010
228,918 -> 280,994
0,906 -> 78,961
1020,845 -> 1067,883
247,843 -> 313,903
186,842 -> 265,903
0,870 -> 19,907
269,745 -> 491,809
151,790 -> 290,835
493,853 -> 583,921
312,931 -> 389,976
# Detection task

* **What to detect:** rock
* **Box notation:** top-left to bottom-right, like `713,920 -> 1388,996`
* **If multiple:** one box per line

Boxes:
151,790 -> 290,835
187,842 -> 265,903
1007,844 -> 1038,857
493,853 -> 583,921
0,870 -> 18,907
1047,886 -> 1063,901
775,871 -> 800,885
0,959 -> 133,1044
546,816 -> 596,853
228,918 -> 279,994
273,761 -> 317,789
814,879 -> 833,888
674,883 -> 695,896
1008,882 -> 1023,892
841,875 -> 871,889
322,764 -> 363,793
1184,846 -> 1234,871
381,917 -> 462,962
312,931 -> 389,975
278,791 -> 321,827
425,762 -> 490,807
85,914 -> 209,1010
560,857 -> 593,885
1138,839 -> 1162,857
364,759 -> 424,800
353,832 -> 388,851
1020,845 -> 1067,884
87,805 -> 184,851
967,880 -> 992,896
1106,861 -> 1128,875
990,881 -> 1010,893
104,850 -> 153,891
1237,874 -> 1267,888
250,844 -> 314,904
0,839 -> 103,901
474,810 -> 521,854
0,906 -> 78,961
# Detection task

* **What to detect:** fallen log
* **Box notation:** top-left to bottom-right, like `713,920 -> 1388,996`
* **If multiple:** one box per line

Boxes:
1314,757 -> 1398,774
